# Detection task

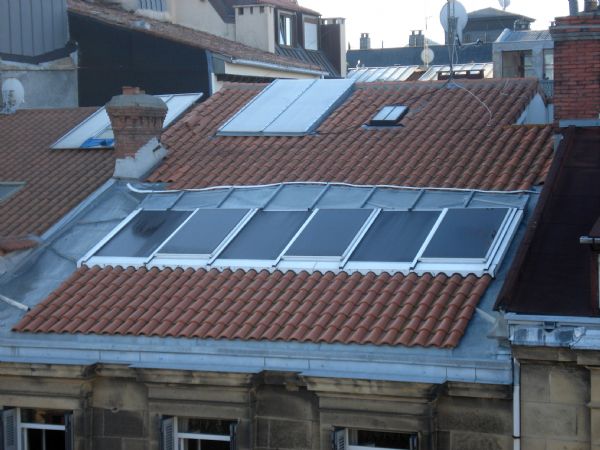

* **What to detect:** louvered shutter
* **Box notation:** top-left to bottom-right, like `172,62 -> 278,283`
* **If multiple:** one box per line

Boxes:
161,417 -> 176,450
64,412 -> 74,450
229,421 -> 238,450
2,409 -> 18,450
331,428 -> 346,450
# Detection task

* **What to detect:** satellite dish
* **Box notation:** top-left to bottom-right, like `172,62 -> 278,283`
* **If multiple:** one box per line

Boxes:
498,0 -> 510,10
440,0 -> 468,43
421,48 -> 435,65
1,78 -> 25,113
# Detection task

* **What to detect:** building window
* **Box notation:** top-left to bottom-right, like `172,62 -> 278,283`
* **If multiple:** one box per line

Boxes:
501,50 -> 535,78
161,417 -> 237,450
543,49 -> 554,80
0,182 -> 24,203
138,0 -> 167,11
333,428 -> 418,450
1,408 -> 73,450
303,18 -> 318,50
278,13 -> 295,46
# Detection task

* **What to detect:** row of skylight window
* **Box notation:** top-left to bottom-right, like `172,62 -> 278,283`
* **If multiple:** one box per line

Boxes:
83,206 -> 522,276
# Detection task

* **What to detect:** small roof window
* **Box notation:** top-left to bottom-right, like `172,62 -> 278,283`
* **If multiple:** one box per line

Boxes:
369,105 -> 408,127
0,182 -> 24,203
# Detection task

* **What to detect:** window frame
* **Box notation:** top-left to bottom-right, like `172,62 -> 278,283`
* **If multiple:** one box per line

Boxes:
303,16 -> 319,50
334,428 -> 418,450
162,416 -> 236,450
278,12 -> 296,47
2,407 -> 72,450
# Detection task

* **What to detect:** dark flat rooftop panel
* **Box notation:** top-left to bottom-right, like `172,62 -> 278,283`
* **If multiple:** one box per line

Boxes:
351,211 -> 440,262
97,210 -> 190,258
160,209 -> 248,255
286,209 -> 372,258
220,210 -> 310,260
422,208 -> 508,259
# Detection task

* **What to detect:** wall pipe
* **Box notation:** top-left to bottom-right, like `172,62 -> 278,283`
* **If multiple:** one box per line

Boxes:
513,357 -> 521,450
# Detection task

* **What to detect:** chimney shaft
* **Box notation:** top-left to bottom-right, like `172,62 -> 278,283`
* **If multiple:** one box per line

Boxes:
360,32 -> 371,50
106,87 -> 167,160
551,14 -> 600,122
569,0 -> 579,15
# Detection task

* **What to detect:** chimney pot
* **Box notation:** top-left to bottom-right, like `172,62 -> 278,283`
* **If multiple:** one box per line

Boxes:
106,87 -> 167,160
584,0 -> 598,11
569,0 -> 579,15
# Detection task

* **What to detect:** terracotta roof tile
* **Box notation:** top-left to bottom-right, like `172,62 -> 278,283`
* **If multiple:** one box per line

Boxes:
15,266 -> 491,348
151,79 -> 554,191
0,109 -> 114,243
68,0 -> 322,72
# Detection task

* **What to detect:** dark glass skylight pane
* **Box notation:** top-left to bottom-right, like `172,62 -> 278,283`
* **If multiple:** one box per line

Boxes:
96,210 -> 190,258
422,208 -> 509,259
159,209 -> 248,255
350,211 -> 440,262
220,211 -> 310,260
286,209 -> 372,258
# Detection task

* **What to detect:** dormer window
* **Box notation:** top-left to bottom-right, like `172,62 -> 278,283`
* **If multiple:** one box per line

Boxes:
279,13 -> 295,46
369,105 -> 409,127
304,17 -> 318,50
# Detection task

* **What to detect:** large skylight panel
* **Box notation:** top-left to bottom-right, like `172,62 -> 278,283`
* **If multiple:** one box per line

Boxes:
265,79 -> 355,135
421,208 -> 510,260
350,211 -> 441,262
157,209 -> 249,257
52,93 -> 202,149
219,211 -> 311,260
95,210 -> 190,258
285,209 -> 372,259
217,79 -> 355,136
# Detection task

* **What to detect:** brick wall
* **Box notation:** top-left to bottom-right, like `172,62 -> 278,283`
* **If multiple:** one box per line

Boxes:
551,14 -> 600,121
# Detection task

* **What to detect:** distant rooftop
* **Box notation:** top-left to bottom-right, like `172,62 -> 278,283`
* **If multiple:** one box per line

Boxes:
496,29 -> 552,43
468,7 -> 535,22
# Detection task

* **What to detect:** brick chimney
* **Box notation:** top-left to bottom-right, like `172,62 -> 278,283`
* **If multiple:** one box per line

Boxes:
550,10 -> 600,122
106,86 -> 168,159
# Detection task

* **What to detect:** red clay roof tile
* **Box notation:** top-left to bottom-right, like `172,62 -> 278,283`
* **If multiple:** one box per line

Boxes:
15,266 -> 492,348
150,79 -> 554,191
0,108 -> 114,243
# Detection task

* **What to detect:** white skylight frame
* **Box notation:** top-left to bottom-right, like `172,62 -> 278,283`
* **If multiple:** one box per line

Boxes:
52,93 -> 203,150
81,202 -> 523,277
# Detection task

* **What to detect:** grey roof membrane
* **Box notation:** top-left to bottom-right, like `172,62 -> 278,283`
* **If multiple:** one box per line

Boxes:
0,181 -> 540,384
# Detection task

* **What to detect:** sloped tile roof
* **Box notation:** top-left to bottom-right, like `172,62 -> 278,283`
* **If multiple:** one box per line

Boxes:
0,108 -> 114,241
15,266 -> 491,348
67,0 -> 321,72
151,78 -> 554,191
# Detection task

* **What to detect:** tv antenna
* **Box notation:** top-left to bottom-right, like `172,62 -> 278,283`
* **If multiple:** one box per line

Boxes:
498,0 -> 511,11
440,0 -> 468,79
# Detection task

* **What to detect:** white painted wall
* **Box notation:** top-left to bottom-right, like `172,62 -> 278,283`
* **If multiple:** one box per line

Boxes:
234,5 -> 275,53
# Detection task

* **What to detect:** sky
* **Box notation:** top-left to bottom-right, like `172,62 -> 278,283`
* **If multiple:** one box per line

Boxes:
300,0 -> 571,49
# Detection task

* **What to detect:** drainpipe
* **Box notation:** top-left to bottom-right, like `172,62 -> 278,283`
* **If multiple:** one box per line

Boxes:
513,357 -> 521,450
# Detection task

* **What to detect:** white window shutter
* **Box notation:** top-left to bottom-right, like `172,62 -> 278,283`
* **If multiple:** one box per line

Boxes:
2,409 -> 18,450
331,428 -> 346,450
64,412 -> 74,450
161,417 -> 176,450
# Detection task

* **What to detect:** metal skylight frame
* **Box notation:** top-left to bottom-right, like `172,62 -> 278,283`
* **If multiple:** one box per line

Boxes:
80,187 -> 526,277
369,105 -> 409,127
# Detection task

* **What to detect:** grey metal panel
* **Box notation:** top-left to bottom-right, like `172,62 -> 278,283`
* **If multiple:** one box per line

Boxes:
1,0 -> 68,57
219,80 -> 314,135
265,79 -> 354,135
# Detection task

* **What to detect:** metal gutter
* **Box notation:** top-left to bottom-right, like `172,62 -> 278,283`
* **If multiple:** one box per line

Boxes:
580,236 -> 600,245
221,55 -> 327,77
0,335 -> 513,385
506,313 -> 600,327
